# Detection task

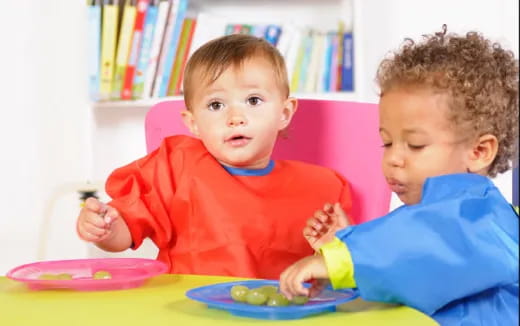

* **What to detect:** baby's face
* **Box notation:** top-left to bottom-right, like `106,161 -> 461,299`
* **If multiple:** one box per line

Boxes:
378,88 -> 473,205
184,56 -> 294,169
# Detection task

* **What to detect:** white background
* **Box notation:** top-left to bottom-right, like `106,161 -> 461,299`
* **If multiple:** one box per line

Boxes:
0,0 -> 517,274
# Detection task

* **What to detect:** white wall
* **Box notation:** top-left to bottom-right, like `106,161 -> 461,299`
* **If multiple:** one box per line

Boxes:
0,1 -> 92,274
0,0 -> 517,275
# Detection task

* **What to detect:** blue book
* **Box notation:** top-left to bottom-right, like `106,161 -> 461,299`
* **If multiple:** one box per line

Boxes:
132,0 -> 159,99
156,0 -> 188,98
87,0 -> 102,100
322,32 -> 334,92
264,25 -> 281,46
340,32 -> 354,91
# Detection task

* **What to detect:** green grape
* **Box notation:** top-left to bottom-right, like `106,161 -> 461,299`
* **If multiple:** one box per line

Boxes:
291,295 -> 309,305
230,285 -> 249,302
258,285 -> 278,296
38,273 -> 57,280
245,289 -> 268,305
266,293 -> 290,307
56,273 -> 73,280
93,270 -> 112,280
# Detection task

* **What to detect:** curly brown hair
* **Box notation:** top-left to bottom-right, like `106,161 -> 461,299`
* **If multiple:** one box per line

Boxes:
376,25 -> 519,177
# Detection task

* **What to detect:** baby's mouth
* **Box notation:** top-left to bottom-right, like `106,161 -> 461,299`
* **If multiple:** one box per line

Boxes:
387,179 -> 406,194
225,135 -> 252,147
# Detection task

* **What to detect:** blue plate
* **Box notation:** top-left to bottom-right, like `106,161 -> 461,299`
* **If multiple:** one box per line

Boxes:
185,280 -> 359,320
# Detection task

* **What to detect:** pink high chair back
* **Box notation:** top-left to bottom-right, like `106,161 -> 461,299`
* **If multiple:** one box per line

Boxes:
145,99 -> 391,223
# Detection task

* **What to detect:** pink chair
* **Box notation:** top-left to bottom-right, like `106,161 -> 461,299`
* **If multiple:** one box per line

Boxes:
145,99 -> 391,223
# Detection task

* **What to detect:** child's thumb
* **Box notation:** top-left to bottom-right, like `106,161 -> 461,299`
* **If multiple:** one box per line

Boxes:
85,197 -> 103,212
333,203 -> 350,228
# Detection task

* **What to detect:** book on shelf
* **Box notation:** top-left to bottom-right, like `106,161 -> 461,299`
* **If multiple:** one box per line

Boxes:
166,17 -> 196,96
121,0 -> 150,100
264,25 -> 282,46
340,32 -> 354,91
112,0 -> 137,99
132,0 -> 160,99
99,0 -> 121,100
141,0 -> 170,99
87,0 -> 102,101
153,0 -> 188,98
305,32 -> 326,93
89,1 -> 356,102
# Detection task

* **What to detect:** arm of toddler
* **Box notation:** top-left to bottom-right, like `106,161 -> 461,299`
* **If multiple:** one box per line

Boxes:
77,198 -> 132,252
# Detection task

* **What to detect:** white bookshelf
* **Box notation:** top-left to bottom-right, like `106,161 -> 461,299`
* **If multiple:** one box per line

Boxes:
93,0 -> 362,110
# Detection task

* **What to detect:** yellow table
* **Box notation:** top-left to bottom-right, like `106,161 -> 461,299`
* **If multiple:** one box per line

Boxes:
0,274 -> 437,325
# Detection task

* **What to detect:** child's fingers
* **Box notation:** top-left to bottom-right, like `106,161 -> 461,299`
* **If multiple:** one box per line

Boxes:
85,211 -> 107,229
333,203 -> 351,228
323,202 -> 334,215
103,205 -> 119,225
307,216 -> 325,232
77,221 -> 109,242
279,268 -> 309,300
313,209 -> 329,224
303,225 -> 318,239
84,197 -> 104,213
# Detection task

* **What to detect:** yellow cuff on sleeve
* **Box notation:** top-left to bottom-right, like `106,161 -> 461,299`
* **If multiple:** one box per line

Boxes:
319,237 -> 356,289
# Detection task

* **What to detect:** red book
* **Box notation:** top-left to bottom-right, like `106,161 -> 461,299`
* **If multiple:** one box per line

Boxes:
121,0 -> 150,100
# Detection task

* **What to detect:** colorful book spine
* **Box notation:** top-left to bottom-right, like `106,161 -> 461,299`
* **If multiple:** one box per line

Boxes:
87,0 -> 102,101
121,0 -> 150,100
111,0 -> 137,99
155,0 -> 188,98
320,32 -> 334,92
142,0 -> 170,98
175,18 -> 196,95
264,25 -> 281,46
335,22 -> 345,91
328,33 -> 339,92
297,31 -> 313,92
99,1 -> 120,100
306,32 -> 325,93
340,32 -> 354,91
290,30 -> 309,92
166,18 -> 195,96
283,25 -> 303,86
132,0 -> 159,99
152,0 -> 180,97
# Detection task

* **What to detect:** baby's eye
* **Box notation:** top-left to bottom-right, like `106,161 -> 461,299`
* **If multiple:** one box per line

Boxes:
247,96 -> 263,106
381,143 -> 392,148
208,101 -> 224,111
408,144 -> 425,150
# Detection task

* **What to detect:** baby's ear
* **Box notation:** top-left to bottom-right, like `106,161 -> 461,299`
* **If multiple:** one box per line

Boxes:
180,109 -> 199,136
467,134 -> 498,175
279,97 -> 298,130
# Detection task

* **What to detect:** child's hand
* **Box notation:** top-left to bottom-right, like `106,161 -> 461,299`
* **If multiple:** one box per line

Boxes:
303,202 -> 350,251
279,255 -> 330,300
76,197 -> 120,243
